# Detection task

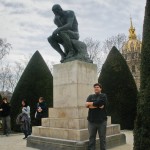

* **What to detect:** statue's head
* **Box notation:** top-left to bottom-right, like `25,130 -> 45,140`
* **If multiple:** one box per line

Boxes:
52,4 -> 63,16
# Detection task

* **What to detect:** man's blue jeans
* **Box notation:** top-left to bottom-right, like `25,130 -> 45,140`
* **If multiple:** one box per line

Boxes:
88,121 -> 107,150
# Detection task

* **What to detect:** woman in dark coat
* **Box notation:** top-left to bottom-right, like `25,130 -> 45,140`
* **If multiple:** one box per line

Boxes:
35,97 -> 48,126
0,97 -> 11,136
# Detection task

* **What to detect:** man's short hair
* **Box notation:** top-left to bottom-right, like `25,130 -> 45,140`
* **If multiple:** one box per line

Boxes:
93,83 -> 102,88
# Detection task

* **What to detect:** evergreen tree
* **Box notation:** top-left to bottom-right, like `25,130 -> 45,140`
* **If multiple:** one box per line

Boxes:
0,94 -> 2,116
10,51 -> 53,131
0,94 -> 2,117
0,94 -> 2,101
99,46 -> 138,129
134,0 -> 150,149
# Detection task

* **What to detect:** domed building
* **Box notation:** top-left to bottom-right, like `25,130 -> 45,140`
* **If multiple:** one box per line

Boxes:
122,18 -> 142,90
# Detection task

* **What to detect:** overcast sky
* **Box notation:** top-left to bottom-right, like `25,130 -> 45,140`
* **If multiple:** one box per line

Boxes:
0,0 -> 146,65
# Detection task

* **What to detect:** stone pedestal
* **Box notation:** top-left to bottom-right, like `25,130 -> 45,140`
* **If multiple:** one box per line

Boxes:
27,60 -> 126,150
53,60 -> 97,107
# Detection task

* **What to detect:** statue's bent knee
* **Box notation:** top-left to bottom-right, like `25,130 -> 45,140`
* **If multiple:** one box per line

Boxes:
59,31 -> 67,37
48,35 -> 57,44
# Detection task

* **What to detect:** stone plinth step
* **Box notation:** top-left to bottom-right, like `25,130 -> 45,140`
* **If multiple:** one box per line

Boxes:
32,124 -> 120,141
48,107 -> 111,125
42,117 -> 111,129
48,107 -> 88,119
42,118 -> 87,129
27,133 -> 126,150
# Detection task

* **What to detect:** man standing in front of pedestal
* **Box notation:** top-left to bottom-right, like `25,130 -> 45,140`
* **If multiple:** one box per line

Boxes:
86,83 -> 107,150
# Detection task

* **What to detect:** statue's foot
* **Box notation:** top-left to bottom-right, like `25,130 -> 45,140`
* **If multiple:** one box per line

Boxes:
60,57 -> 64,63
65,51 -> 75,59
60,55 -> 66,63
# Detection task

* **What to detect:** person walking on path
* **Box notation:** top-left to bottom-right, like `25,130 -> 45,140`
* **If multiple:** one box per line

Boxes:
21,99 -> 31,139
35,97 -> 48,126
0,97 -> 11,136
85,83 -> 108,150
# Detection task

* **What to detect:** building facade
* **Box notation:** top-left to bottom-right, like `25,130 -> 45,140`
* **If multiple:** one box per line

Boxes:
122,18 -> 142,90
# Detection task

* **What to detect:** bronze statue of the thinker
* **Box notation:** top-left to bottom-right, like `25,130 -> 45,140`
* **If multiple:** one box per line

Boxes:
48,4 -> 92,63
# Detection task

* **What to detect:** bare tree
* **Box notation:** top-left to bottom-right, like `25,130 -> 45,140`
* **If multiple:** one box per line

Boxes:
46,61 -> 55,74
22,54 -> 32,66
84,34 -> 127,74
0,61 -> 25,92
0,38 -> 11,60
0,64 -> 11,91
102,33 -> 127,53
14,61 -> 25,82
7,62 -> 25,92
7,72 -> 15,92
84,38 -> 101,62
84,38 -> 104,73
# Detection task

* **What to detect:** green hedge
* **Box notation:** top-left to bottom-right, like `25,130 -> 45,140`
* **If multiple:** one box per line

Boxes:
10,51 -> 53,131
0,94 -> 2,101
99,46 -> 138,129
134,0 -> 150,149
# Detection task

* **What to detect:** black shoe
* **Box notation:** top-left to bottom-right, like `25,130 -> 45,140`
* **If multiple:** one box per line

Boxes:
23,136 -> 27,139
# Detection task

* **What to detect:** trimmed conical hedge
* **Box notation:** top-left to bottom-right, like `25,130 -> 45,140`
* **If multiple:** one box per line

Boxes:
10,51 -> 53,131
0,94 -> 2,101
98,46 -> 138,129
0,94 -> 2,117
134,0 -> 150,149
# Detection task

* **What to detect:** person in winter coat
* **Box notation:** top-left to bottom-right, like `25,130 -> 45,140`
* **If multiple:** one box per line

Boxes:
0,97 -> 11,136
35,97 -> 48,126
21,99 -> 31,139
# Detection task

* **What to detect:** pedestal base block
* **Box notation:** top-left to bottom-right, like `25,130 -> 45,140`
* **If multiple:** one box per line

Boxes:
27,133 -> 126,150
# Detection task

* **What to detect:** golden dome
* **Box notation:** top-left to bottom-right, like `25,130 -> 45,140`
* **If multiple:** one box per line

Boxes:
122,18 -> 142,53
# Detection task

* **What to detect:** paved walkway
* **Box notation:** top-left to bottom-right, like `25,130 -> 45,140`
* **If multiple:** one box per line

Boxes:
108,130 -> 133,150
0,130 -> 133,150
0,133 -> 37,150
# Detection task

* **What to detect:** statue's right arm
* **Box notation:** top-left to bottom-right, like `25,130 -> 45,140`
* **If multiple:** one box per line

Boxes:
54,16 -> 62,27
54,11 -> 74,32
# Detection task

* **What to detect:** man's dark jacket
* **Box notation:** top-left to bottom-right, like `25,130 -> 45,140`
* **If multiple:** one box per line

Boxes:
86,93 -> 107,123
0,102 -> 11,117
